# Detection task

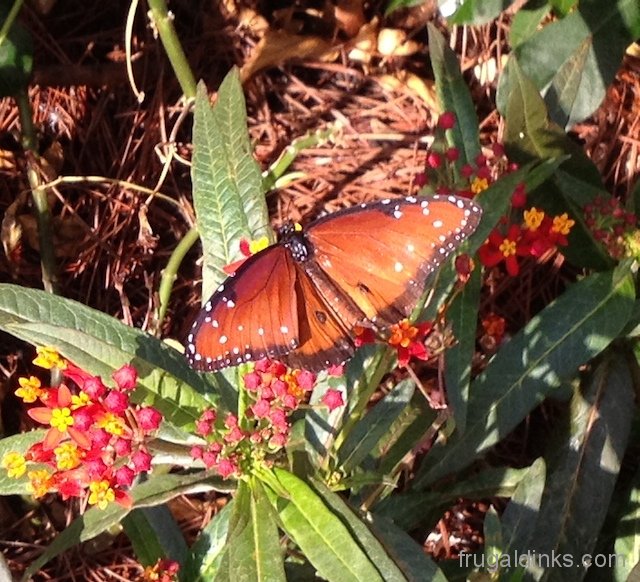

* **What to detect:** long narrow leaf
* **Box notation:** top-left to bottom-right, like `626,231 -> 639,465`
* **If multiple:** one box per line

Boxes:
526,351 -> 635,581
428,23 -> 480,166
192,71 -> 270,302
265,468 -> 383,582
416,266 -> 635,487
214,480 -> 285,582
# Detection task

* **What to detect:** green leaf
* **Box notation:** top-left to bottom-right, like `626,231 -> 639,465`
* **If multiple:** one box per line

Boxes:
191,71 -> 270,302
550,0 -> 578,16
447,0 -> 513,25
22,469 -> 232,580
509,0 -> 551,48
123,505 -> 189,567
0,11 -> 33,98
376,466 -> 528,531
0,430 -> 46,494
498,0 -> 640,129
311,480 -> 410,582
374,393 -> 436,477
526,351 -> 635,580
0,284 -> 212,427
501,458 -> 546,579
265,468 -> 384,582
503,58 -> 603,188
214,480 -> 286,582
338,379 -> 415,473
366,512 -> 449,582
184,501 -> 233,581
415,266 -> 635,487
483,507 -> 503,573
444,266 -> 481,433
428,23 -> 480,167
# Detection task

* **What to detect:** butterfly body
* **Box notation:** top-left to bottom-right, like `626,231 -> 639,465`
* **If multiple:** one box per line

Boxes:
186,194 -> 482,372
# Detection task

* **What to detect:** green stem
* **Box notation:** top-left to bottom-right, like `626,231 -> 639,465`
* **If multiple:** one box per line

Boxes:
147,0 -> 197,99
17,89 -> 58,293
262,125 -> 341,192
0,0 -> 23,47
155,226 -> 199,333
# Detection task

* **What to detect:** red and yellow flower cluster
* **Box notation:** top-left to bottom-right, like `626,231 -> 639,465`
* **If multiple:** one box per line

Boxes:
190,359 -> 343,479
1,348 -> 163,510
190,360 -> 314,478
356,319 -> 435,368
478,204 -> 575,277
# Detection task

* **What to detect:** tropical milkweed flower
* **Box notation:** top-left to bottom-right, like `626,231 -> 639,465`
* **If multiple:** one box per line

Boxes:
2,350 -> 164,511
190,358 -> 317,479
388,319 -> 434,367
478,224 -> 530,276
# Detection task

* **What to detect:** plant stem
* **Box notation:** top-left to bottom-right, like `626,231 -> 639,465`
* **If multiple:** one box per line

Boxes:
0,0 -> 24,47
155,226 -> 199,334
17,89 -> 58,293
262,124 -> 341,192
146,0 -> 197,99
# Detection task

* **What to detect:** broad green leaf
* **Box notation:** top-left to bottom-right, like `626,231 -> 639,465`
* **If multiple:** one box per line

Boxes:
503,57 -> 603,189
376,466 -> 528,531
614,464 -> 640,581
265,468 -> 384,582
0,284 -> 212,427
501,458 -> 546,579
498,0 -> 640,129
416,266 -> 635,487
214,480 -> 286,582
123,505 -> 189,567
312,480 -> 410,582
447,0 -> 512,25
526,352 -> 634,581
0,8 -> 33,98
22,469 -> 232,580
509,0 -> 551,48
338,379 -> 415,473
0,429 -> 46,494
191,71 -> 270,302
183,501 -> 233,581
428,23 -> 480,167
444,266 -> 481,433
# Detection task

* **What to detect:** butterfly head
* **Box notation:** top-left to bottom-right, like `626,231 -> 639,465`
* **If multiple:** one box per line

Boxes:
278,221 -> 313,263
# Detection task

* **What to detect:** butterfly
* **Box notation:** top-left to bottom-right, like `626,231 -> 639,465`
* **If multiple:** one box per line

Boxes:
185,194 -> 482,372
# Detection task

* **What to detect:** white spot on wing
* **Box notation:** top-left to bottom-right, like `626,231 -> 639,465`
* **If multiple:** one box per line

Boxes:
227,300 -> 235,308
394,210 -> 403,219
394,261 -> 403,272
280,325 -> 289,334
219,335 -> 228,344
433,219 -> 444,228
407,243 -> 415,252
258,327 -> 264,336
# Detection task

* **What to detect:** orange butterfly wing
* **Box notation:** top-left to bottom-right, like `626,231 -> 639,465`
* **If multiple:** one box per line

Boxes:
186,245 -> 354,372
306,194 -> 481,326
